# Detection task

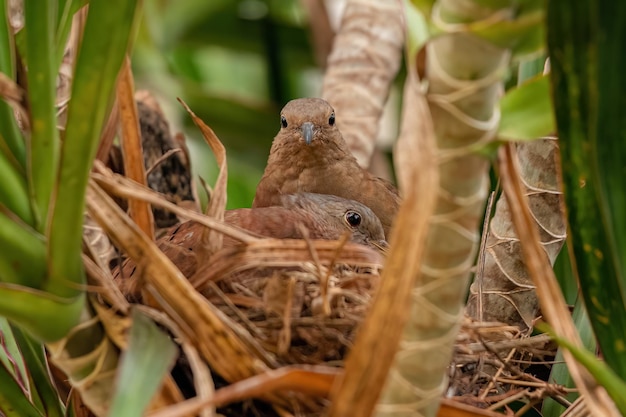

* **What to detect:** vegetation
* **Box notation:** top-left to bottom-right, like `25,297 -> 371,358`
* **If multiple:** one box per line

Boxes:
0,0 -> 624,416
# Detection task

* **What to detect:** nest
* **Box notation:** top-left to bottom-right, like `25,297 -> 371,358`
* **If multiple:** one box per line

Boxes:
204,265 -> 380,366
82,92 -> 574,417
449,318 -> 570,414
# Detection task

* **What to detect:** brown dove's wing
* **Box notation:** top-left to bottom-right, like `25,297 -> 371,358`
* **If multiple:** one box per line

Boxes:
156,221 -> 202,277
253,98 -> 400,238
358,175 -> 400,236
223,207 -> 312,241
115,209 -> 308,285
113,220 -> 201,296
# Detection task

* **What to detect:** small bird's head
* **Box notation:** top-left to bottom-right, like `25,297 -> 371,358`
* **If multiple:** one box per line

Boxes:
340,206 -> 389,253
279,98 -> 337,145
281,193 -> 388,252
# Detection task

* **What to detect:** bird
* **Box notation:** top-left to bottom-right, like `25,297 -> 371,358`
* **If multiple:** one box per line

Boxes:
226,193 -> 387,248
253,98 -> 400,238
115,193 -> 387,284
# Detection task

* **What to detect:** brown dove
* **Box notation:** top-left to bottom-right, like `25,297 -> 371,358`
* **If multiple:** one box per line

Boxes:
253,98 -> 400,238
116,193 -> 387,282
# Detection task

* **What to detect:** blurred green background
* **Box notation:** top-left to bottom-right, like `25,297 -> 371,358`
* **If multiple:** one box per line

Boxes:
132,0 -> 325,209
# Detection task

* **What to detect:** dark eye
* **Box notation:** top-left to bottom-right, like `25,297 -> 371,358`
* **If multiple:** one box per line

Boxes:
281,115 -> 288,128
329,112 -> 335,126
345,210 -> 361,227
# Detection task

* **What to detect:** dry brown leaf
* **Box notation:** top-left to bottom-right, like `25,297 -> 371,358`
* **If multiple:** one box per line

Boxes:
91,299 -> 132,350
145,365 -> 508,417
147,366 -> 340,417
0,71 -> 24,103
117,55 -> 154,240
178,98 -> 227,253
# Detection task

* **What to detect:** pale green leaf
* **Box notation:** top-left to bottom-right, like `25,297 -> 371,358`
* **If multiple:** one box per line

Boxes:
47,0 -> 140,298
55,0 -> 89,68
517,56 -> 546,84
0,211 -> 46,288
0,153 -> 33,225
498,74 -> 554,141
0,285 -> 84,343
22,0 -> 58,230
0,0 -> 25,168
404,0 -> 431,63
469,6 -> 544,57
109,309 -> 178,417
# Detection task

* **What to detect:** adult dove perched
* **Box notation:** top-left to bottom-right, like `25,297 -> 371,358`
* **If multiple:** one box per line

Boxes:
253,98 -> 399,238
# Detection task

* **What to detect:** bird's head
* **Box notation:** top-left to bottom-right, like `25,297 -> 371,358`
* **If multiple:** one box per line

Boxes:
281,193 -> 388,252
340,206 -> 389,254
279,98 -> 337,145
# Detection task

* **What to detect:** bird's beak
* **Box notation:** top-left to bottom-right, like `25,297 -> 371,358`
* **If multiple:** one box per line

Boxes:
371,239 -> 389,255
301,122 -> 315,145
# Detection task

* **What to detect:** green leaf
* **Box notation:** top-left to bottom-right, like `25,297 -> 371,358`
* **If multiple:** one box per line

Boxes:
0,152 -> 33,225
517,56 -> 545,84
0,0 -> 25,169
22,0 -> 59,230
55,0 -> 89,68
469,4 -> 545,57
409,0 -> 435,18
548,0 -> 626,377
498,75 -> 554,141
10,326 -> 65,417
0,360 -> 43,417
46,0 -> 140,298
552,242 -> 577,305
109,309 -> 178,417
0,211 -> 46,288
0,286 -> 84,343
542,324 -> 626,415
404,0 -> 431,62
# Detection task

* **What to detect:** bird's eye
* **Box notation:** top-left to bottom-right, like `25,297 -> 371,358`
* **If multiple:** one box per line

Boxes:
329,112 -> 335,126
281,115 -> 288,128
345,210 -> 361,227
